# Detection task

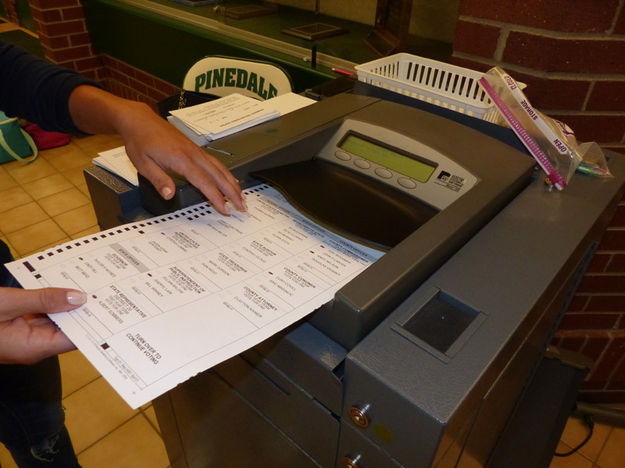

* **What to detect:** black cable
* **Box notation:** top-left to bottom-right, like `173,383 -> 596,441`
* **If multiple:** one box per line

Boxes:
554,413 -> 594,457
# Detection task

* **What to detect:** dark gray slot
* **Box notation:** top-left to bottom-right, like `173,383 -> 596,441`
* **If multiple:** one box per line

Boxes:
401,292 -> 478,354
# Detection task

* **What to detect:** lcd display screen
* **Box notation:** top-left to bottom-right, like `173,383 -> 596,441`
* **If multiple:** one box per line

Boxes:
339,133 -> 437,183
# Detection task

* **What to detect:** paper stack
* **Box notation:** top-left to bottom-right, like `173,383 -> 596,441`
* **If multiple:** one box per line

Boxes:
167,92 -> 315,146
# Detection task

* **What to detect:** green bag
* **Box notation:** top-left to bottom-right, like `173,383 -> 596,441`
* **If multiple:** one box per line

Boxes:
0,111 -> 38,164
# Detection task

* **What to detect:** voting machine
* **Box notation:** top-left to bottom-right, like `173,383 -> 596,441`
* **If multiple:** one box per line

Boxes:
85,93 -> 625,467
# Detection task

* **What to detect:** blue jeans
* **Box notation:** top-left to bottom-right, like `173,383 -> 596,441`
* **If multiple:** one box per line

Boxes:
0,245 -> 81,467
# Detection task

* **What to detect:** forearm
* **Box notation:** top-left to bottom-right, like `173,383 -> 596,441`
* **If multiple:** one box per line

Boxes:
68,84 -> 149,136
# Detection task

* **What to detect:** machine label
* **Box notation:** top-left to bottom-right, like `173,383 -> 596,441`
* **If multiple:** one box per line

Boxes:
434,171 -> 466,192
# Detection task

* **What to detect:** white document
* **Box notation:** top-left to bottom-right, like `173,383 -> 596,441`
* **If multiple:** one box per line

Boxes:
7,185 -> 383,409
92,147 -> 138,186
170,93 -> 278,140
169,92 -> 316,142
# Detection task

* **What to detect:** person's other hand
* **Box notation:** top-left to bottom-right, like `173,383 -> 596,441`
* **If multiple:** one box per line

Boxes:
0,287 -> 87,365
68,86 -> 246,216
117,101 -> 246,216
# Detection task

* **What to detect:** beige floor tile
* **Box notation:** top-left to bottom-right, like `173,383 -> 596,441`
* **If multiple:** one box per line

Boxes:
40,141 -> 94,171
597,426 -> 625,468
38,187 -> 90,217
22,173 -> 73,200
6,219 -> 66,256
560,416 -> 612,461
76,414 -> 169,468
0,443 -> 18,468
19,237 -> 71,258
142,405 -> 161,434
63,377 -> 138,453
0,166 -> 18,190
54,203 -> 98,236
63,166 -> 90,187
59,350 -> 101,398
4,157 -> 58,184
0,186 -> 33,212
71,224 -> 101,239
0,201 -> 49,233
77,182 -> 91,199
549,441 -> 594,467
72,134 -> 124,156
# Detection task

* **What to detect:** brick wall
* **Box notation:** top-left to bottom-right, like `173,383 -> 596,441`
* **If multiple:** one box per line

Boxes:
99,54 -> 179,108
1,0 -> 19,23
18,0 -> 178,110
453,0 -> 625,402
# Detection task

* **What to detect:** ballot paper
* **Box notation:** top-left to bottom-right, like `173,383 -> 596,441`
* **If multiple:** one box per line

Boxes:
169,93 -> 278,141
168,92 -> 316,142
7,185 -> 383,409
92,146 -> 138,186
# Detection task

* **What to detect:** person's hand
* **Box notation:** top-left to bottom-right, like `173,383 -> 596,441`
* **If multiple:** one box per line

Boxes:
0,287 -> 87,365
68,86 -> 246,216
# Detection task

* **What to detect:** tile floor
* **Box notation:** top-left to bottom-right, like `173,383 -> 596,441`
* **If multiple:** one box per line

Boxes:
0,134 -> 169,468
0,136 -> 624,468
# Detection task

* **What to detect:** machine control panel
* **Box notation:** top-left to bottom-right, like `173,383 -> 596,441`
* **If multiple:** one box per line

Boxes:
317,119 -> 479,210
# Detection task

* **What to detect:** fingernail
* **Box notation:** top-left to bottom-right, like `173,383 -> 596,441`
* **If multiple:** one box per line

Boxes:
241,199 -> 248,212
161,187 -> 173,198
66,291 -> 87,305
223,203 -> 231,215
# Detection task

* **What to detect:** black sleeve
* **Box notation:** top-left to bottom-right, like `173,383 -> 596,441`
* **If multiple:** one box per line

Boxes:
0,39 -> 101,133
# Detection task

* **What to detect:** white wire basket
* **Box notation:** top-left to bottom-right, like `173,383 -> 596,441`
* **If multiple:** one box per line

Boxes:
355,53 -> 519,125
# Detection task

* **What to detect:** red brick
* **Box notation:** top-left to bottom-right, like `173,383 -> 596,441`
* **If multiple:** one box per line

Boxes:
606,253 -> 625,272
578,274 -> 625,293
81,70 -> 98,81
566,294 -> 589,312
153,79 -> 178,95
38,19 -> 85,37
128,78 -> 148,95
453,20 -> 500,58
510,72 -> 589,111
547,114 -> 625,144
586,336 -> 625,385
608,206 -> 625,229
69,32 -> 91,47
558,313 -> 619,330
587,81 -> 625,112
47,45 -> 90,62
503,32 -> 625,74
145,86 -> 170,102
61,5 -> 83,20
38,34 -> 69,50
459,0 -> 619,33
558,336 -> 586,352
581,335 -> 610,361
30,7 -> 62,22
587,295 -> 625,312
587,253 -> 611,273
109,69 -> 130,85
75,57 -> 101,72
598,229 -> 625,250
615,8 -> 625,34
578,390 -> 625,403
609,356 -> 625,389
116,61 -> 137,79
581,380 -> 605,390
449,56 -> 491,74
133,69 -> 156,88
31,0 -> 79,8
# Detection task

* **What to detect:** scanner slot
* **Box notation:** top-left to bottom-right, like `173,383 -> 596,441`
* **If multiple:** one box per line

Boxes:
252,159 -> 439,251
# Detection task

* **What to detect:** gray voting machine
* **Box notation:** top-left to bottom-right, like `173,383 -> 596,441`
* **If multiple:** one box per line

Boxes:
85,93 -> 625,467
